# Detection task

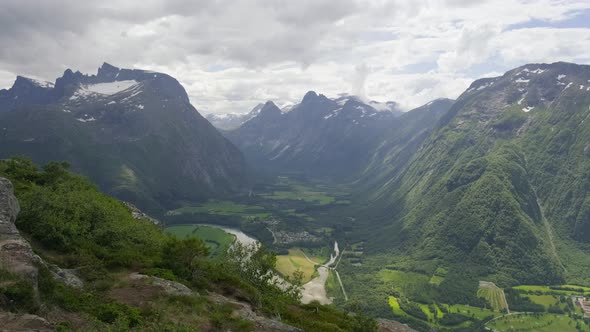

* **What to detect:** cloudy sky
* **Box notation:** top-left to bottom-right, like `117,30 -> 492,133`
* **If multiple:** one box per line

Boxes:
1,0 -> 589,114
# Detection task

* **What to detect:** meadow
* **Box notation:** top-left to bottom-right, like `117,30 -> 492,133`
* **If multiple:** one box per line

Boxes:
165,224 -> 235,255
486,313 -> 590,332
275,248 -> 322,283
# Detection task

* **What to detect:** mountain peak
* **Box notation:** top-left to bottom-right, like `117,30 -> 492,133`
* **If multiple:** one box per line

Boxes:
301,91 -> 319,103
97,62 -> 121,80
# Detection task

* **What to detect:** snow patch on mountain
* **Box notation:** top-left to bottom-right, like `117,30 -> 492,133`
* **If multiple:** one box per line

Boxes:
25,77 -> 54,89
70,80 -> 140,100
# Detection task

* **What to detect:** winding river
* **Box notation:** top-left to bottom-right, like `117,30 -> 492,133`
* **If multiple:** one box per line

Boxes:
199,224 -> 338,305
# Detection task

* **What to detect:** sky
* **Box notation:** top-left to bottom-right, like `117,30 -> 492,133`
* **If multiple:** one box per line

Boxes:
1,0 -> 589,114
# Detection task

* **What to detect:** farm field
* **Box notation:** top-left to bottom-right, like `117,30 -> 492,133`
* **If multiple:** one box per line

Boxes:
513,285 -> 590,295
165,224 -> 235,255
167,200 -> 270,219
261,189 -> 335,205
276,248 -> 322,282
478,281 -> 508,311
486,313 -> 590,332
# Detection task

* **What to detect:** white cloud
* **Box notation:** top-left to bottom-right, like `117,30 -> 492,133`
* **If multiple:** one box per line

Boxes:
0,0 -> 589,113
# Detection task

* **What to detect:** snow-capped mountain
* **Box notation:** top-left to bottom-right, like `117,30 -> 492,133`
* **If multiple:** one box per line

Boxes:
226,91 -> 452,178
0,63 -> 248,211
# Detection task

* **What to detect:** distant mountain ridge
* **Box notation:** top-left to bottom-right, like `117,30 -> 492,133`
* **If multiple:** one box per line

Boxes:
0,63 -> 248,212
226,91 -> 432,179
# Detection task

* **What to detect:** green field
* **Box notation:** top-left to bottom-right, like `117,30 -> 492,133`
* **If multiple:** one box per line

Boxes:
261,179 -> 337,205
262,190 -> 335,205
378,269 -> 432,299
445,304 -> 500,320
167,200 -> 270,219
525,294 -> 559,308
486,313 -> 589,332
388,296 -> 404,316
165,225 -> 235,255
275,248 -> 321,282
478,282 -> 508,311
513,285 -> 589,295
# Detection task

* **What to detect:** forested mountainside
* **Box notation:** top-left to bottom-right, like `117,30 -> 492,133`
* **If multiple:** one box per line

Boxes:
224,62 -> 590,326
0,63 -> 248,212
358,62 -> 590,289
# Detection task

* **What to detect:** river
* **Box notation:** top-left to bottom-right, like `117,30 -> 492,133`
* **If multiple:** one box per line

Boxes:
200,224 -> 338,305
196,223 -> 258,247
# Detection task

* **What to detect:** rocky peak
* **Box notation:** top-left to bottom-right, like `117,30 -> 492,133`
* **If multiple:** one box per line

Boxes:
301,90 -> 319,103
260,101 -> 281,115
97,62 -> 121,79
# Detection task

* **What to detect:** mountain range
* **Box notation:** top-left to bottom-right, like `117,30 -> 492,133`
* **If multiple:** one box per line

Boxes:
224,61 -> 590,298
3,60 -> 590,331
0,63 -> 247,212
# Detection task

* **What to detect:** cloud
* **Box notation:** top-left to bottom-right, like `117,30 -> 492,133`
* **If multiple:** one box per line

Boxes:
0,0 -> 588,113
351,63 -> 369,98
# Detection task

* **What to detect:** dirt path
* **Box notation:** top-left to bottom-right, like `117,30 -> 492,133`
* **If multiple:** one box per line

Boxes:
334,270 -> 348,301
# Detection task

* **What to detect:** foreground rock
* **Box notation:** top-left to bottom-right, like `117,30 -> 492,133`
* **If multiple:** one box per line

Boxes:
377,319 -> 417,332
0,177 -> 39,291
129,272 -> 192,296
209,293 -> 302,332
0,311 -> 52,332
0,177 -> 83,292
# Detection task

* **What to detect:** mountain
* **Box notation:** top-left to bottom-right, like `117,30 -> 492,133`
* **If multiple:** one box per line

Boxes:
226,92 -> 415,178
0,63 -> 248,212
358,62 -> 590,289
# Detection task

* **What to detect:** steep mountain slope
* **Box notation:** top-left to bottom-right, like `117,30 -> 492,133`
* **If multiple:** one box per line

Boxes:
363,62 -> 590,287
0,63 -> 247,211
227,92 -> 409,178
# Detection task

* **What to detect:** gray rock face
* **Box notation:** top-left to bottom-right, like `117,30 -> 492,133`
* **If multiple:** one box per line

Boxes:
123,202 -> 161,225
209,293 -> 302,332
0,177 -> 38,288
0,177 -> 83,291
0,311 -> 52,332
129,273 -> 192,296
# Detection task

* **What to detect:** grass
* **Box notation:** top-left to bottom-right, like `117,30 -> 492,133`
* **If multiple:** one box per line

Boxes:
513,285 -> 588,295
478,282 -> 508,311
445,304 -> 500,320
261,179 -> 337,205
262,190 -> 335,205
429,275 -> 444,286
524,294 -> 559,308
165,225 -> 235,255
275,249 -> 321,283
325,270 -> 343,298
168,200 -> 270,219
388,296 -> 405,316
377,269 -> 431,298
486,313 -> 590,332
282,209 -> 315,221
419,304 -> 435,320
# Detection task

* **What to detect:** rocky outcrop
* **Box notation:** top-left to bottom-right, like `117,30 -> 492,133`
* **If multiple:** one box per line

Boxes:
0,311 -> 52,332
208,293 -> 302,332
0,177 -> 38,290
129,273 -> 192,296
0,177 -> 83,292
123,202 -> 160,225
